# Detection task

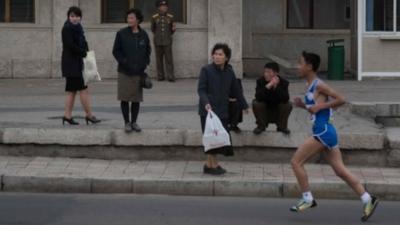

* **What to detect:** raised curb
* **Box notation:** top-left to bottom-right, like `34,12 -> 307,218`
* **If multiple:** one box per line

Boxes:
0,175 -> 399,201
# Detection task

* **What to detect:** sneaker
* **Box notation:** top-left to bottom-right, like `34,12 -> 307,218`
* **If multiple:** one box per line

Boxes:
277,128 -> 291,135
131,123 -> 142,132
203,165 -> 225,175
124,123 -> 133,133
361,196 -> 379,222
290,199 -> 317,212
253,126 -> 266,135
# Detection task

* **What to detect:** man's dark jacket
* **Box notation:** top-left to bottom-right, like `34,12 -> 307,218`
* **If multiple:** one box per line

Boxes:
255,75 -> 290,106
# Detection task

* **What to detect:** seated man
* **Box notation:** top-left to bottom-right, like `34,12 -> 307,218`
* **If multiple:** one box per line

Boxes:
252,63 -> 292,135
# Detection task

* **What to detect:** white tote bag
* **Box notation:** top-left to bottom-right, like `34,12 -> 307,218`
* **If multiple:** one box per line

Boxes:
202,110 -> 231,152
83,51 -> 101,85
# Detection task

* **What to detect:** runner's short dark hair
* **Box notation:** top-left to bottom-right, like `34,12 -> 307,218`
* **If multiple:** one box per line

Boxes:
302,51 -> 321,72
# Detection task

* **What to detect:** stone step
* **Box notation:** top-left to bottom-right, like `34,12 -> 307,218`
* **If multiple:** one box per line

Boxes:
0,127 -> 394,167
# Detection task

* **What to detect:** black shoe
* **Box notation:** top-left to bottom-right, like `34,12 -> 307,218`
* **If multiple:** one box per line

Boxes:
253,126 -> 265,135
62,117 -> 79,125
85,116 -> 101,125
124,123 -> 133,133
229,125 -> 241,133
168,79 -> 175,82
158,78 -> 165,81
277,128 -> 291,135
216,165 -> 227,174
131,123 -> 142,132
203,165 -> 225,175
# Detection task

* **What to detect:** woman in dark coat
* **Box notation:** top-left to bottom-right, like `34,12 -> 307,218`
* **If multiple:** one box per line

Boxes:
198,43 -> 249,175
112,8 -> 151,133
61,6 -> 100,125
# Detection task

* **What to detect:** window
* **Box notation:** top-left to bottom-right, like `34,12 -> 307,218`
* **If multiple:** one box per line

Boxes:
287,0 -> 351,29
366,0 -> 399,32
0,0 -> 35,23
102,0 -> 186,23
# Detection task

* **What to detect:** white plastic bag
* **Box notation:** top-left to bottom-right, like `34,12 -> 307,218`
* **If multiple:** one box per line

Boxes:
202,110 -> 231,152
83,51 -> 101,85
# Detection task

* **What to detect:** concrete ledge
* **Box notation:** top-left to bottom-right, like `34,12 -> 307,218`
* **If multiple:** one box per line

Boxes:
339,132 -> 385,150
0,59 -> 12,78
365,182 -> 400,201
91,178 -> 132,193
133,179 -> 214,196
386,128 -> 400,149
3,175 -> 91,193
113,129 -> 185,146
1,175 -> 399,200
350,102 -> 400,118
214,180 -> 281,197
2,128 -> 112,146
0,128 -> 386,150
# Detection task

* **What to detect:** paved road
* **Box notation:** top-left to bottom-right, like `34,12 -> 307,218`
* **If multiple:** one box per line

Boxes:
0,193 -> 397,225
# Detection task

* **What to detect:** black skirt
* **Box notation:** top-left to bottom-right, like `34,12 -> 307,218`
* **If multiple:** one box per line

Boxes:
200,116 -> 234,156
65,77 -> 87,92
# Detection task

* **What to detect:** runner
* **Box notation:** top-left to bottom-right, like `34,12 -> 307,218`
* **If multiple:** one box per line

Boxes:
290,51 -> 379,222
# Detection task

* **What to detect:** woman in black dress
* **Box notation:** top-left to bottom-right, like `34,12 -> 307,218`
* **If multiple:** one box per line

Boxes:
61,6 -> 100,125
198,43 -> 249,175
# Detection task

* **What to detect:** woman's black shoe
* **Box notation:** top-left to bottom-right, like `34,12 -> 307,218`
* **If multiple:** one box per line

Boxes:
216,165 -> 227,174
203,165 -> 226,175
85,116 -> 101,125
62,117 -> 79,125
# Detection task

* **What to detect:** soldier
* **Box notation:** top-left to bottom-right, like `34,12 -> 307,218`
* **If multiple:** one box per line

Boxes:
151,0 -> 176,82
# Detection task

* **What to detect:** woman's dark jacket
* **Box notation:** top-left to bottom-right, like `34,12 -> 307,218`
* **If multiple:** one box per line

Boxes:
198,64 -> 249,119
61,21 -> 88,78
112,26 -> 151,76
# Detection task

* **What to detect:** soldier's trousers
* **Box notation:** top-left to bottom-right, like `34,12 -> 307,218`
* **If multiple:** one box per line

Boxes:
252,100 -> 292,130
155,45 -> 174,80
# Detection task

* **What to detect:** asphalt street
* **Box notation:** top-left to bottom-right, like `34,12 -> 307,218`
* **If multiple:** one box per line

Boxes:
0,193 -> 397,225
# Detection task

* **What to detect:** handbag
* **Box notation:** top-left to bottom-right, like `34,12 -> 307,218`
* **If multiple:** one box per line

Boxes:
82,51 -> 101,85
141,73 -> 153,89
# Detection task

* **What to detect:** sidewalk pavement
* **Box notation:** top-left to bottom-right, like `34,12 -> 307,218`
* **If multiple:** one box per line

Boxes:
0,78 -> 394,134
1,156 -> 399,200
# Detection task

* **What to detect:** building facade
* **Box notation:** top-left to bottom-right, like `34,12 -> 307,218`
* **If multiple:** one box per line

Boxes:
0,0 -> 398,80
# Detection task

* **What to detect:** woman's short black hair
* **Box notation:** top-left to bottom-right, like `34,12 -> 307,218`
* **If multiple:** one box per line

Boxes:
264,62 -> 280,73
67,6 -> 82,17
126,8 -> 144,24
302,51 -> 321,72
212,43 -> 232,63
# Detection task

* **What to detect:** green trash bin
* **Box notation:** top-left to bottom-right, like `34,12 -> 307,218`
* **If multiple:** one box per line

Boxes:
327,39 -> 345,80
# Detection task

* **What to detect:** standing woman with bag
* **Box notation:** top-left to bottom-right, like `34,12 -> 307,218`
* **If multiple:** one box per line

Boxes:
61,6 -> 100,125
112,8 -> 151,133
198,43 -> 249,175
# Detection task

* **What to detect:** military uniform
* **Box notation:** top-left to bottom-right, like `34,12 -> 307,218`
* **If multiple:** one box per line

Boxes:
151,2 -> 175,81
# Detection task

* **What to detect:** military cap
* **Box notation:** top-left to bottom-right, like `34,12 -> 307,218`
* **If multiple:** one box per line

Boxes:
156,0 -> 168,7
